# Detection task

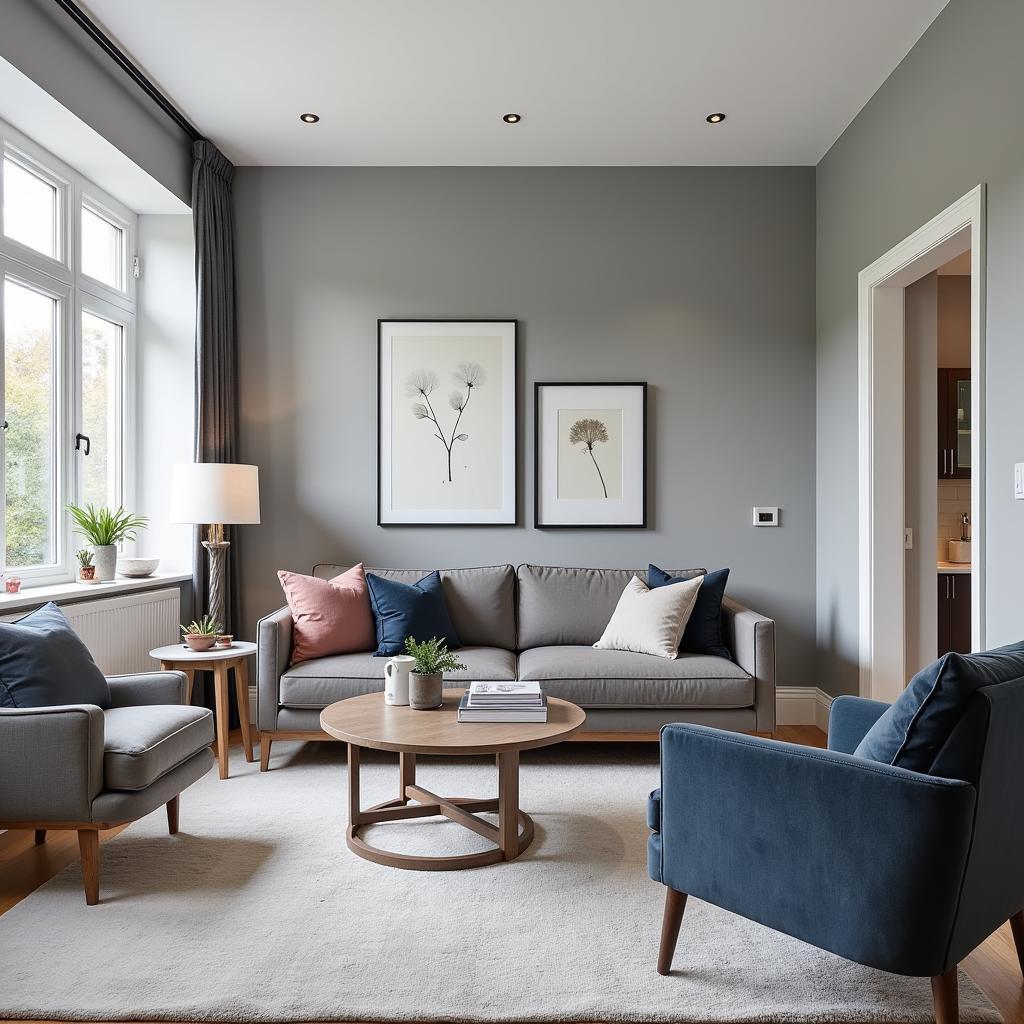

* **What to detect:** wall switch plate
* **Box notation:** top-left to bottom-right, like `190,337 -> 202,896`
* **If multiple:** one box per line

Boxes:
904,527 -> 913,550
752,507 -> 780,527
1016,464 -> 1024,500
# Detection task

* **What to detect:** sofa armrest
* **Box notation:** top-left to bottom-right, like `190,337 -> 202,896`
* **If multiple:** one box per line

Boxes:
656,723 -> 975,976
0,705 -> 105,823
720,597 -> 775,731
827,695 -> 890,754
257,605 -> 293,731
107,671 -> 187,708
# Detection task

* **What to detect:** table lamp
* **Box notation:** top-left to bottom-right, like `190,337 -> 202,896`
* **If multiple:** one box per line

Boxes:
170,463 -> 260,631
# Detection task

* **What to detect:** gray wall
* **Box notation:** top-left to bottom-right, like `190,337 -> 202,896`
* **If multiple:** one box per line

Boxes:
0,0 -> 191,204
816,0 -> 1024,696
234,166 -> 816,686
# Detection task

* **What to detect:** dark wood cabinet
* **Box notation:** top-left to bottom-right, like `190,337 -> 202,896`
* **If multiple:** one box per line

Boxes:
938,368 -> 971,479
938,572 -> 971,656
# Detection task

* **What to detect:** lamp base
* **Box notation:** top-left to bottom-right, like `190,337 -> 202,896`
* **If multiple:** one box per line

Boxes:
201,539 -> 230,631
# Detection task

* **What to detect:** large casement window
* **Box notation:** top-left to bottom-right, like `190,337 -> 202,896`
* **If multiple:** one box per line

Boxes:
0,120 -> 136,584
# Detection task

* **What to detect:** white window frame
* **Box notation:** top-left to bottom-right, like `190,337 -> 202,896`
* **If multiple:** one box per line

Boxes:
0,116 -> 137,585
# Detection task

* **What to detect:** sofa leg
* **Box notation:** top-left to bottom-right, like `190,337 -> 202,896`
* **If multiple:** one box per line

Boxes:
166,796 -> 179,835
34,828 -> 46,845
1010,910 -> 1024,976
657,887 -> 688,975
77,829 -> 100,906
260,734 -> 272,772
931,967 -> 959,1024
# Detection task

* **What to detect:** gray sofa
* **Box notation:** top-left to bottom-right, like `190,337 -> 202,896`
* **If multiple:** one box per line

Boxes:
257,564 -> 775,768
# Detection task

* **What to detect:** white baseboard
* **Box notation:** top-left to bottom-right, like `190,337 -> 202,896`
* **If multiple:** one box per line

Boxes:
775,686 -> 832,732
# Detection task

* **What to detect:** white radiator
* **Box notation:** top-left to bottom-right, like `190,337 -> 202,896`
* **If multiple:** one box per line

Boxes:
3,588 -> 181,675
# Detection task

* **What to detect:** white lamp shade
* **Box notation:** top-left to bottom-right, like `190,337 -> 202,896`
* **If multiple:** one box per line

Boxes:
170,463 -> 261,525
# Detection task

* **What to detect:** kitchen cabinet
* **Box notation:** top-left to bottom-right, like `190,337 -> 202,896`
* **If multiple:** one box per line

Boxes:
938,572 -> 971,656
938,368 -> 971,479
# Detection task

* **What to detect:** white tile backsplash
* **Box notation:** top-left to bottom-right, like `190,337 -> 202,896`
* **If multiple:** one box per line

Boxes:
937,478 -> 971,559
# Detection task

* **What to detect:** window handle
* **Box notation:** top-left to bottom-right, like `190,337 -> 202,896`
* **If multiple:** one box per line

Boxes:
75,432 -> 91,456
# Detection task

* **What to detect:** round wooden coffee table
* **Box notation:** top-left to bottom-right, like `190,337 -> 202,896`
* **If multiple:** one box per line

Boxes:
320,689 -> 586,871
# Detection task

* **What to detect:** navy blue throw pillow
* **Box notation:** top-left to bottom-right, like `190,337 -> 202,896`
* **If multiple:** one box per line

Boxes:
648,564 -> 731,660
855,641 -> 1024,772
0,602 -> 111,709
365,571 -> 461,657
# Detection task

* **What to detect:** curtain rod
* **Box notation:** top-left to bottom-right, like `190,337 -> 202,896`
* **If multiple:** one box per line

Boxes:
51,0 -> 203,142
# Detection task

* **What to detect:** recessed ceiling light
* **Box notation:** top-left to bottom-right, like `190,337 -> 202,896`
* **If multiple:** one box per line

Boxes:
706,112 -> 726,124
300,112 -> 320,124
502,113 -> 522,124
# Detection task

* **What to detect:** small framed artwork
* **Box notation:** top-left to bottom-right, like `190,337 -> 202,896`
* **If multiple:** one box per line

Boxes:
378,319 -> 517,525
534,381 -> 647,528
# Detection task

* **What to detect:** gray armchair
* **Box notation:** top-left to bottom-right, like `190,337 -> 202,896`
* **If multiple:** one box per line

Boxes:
0,671 -> 214,904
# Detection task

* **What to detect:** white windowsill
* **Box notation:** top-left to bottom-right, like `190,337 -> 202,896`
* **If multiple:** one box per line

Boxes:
0,571 -> 192,615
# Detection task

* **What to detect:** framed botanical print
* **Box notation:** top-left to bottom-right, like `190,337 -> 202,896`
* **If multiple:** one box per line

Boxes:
534,382 -> 647,528
378,320 -> 517,525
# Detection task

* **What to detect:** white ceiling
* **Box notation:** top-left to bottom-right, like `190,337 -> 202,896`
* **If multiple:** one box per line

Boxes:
82,0 -> 949,167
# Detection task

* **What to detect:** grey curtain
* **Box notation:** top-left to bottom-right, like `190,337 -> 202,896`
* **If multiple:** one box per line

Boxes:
191,140 -> 240,721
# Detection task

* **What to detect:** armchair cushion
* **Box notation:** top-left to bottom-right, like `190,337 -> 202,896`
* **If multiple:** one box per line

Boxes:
107,672 -> 187,708
103,705 -> 214,791
855,641 -> 1024,772
0,602 -> 110,710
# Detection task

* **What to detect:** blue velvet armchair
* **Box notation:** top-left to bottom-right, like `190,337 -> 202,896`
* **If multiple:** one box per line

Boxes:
648,680 -> 1024,1023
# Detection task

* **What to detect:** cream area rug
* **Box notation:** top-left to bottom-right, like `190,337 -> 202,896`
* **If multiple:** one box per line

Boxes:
0,742 -> 1001,1023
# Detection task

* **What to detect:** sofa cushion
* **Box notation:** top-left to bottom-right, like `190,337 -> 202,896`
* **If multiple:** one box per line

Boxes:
517,646 -> 752,708
0,602 -> 111,710
316,564 -> 515,650
366,570 -> 460,656
103,705 -> 214,791
594,575 -> 703,659
280,646 -> 517,708
855,642 -> 1024,772
648,564 -> 732,660
516,565 -> 704,649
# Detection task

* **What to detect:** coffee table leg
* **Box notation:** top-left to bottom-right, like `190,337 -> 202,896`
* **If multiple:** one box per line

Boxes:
399,752 -> 416,803
497,750 -> 520,860
348,743 -> 364,826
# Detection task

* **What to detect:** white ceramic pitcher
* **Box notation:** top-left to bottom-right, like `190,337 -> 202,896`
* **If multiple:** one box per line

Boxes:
384,655 -> 415,706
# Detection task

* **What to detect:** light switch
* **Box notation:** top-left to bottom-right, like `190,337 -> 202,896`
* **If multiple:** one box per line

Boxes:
904,527 -> 913,550
1016,464 -> 1024,500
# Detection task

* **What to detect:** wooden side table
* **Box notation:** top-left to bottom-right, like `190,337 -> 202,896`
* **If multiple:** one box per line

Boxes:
149,641 -> 257,780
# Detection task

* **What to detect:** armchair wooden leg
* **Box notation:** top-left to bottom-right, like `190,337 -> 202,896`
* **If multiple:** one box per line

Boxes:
1010,910 -> 1024,976
931,967 -> 959,1024
77,829 -> 100,906
260,734 -> 272,772
166,796 -> 179,835
657,887 -> 688,975
34,828 -> 46,845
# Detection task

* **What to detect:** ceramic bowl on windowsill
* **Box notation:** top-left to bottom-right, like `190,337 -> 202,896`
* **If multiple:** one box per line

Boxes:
117,557 -> 160,578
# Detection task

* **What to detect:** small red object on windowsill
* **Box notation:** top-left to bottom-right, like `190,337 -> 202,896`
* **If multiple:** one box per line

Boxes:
4,576 -> 22,594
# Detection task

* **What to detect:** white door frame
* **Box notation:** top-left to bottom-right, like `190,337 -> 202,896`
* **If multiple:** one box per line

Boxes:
858,185 -> 986,702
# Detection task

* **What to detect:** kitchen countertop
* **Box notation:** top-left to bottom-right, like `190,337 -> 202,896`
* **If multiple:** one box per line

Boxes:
938,561 -> 972,574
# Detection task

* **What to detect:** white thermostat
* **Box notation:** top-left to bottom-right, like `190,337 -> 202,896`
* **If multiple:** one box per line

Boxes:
752,507 -> 780,527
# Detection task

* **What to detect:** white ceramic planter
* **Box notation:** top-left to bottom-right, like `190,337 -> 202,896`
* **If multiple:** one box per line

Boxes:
91,544 -> 117,581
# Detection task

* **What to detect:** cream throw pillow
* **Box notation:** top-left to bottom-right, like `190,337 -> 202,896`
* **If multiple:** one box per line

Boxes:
593,574 -> 703,659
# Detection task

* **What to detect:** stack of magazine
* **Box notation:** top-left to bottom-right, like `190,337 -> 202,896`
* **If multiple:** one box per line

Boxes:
457,681 -> 548,723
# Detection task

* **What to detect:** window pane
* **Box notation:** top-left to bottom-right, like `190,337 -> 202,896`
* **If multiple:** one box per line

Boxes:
3,279 -> 57,568
81,206 -> 123,289
81,311 -> 122,508
3,158 -> 59,259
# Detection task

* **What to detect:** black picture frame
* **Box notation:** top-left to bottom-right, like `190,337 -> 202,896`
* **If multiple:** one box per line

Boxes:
534,381 -> 648,529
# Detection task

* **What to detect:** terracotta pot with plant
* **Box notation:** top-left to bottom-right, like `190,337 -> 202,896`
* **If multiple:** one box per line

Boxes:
403,636 -> 466,710
76,548 -> 96,581
181,614 -> 222,652
66,504 -> 148,582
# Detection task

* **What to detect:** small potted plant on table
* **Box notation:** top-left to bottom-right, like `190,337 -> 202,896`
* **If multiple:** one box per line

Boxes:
404,636 -> 466,710
66,504 -> 148,582
181,614 -> 222,652
76,549 -> 96,582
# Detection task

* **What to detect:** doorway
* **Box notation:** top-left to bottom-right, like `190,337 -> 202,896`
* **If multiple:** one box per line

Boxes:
857,186 -> 985,703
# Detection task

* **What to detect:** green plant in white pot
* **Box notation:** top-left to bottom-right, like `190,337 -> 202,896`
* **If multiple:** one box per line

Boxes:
403,636 -> 466,710
66,504 -> 148,582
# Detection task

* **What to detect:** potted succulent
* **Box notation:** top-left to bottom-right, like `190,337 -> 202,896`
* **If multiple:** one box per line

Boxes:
181,614 -> 222,652
66,504 -> 149,582
403,636 -> 466,710
76,548 -> 96,582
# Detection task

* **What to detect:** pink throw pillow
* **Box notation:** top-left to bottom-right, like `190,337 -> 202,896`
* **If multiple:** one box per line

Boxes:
277,564 -> 376,665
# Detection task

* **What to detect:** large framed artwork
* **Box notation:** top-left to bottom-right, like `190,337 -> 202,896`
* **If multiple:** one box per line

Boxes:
378,319 -> 517,525
534,381 -> 647,528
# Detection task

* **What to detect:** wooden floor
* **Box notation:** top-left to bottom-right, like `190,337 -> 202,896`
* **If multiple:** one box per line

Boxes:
1,725 -> 1021,1024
